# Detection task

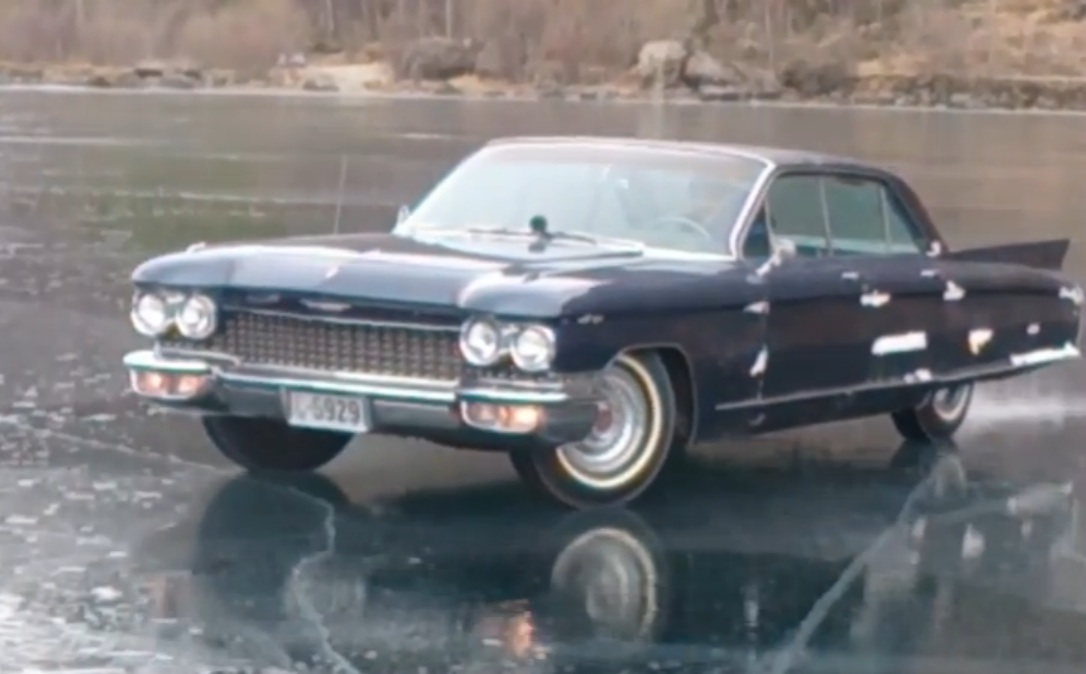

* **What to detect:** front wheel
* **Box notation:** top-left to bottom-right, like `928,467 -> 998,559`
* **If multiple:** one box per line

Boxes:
891,383 -> 974,442
202,416 -> 353,473
510,352 -> 681,509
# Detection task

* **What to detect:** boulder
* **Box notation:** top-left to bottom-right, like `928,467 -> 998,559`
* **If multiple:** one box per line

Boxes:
473,41 -> 509,80
779,60 -> 853,98
636,40 -> 688,88
134,58 -> 202,80
398,37 -> 479,81
302,72 -> 339,92
682,50 -> 742,88
303,63 -> 394,91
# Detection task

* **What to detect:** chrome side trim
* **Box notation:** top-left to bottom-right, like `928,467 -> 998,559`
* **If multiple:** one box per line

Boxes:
715,346 -> 1081,411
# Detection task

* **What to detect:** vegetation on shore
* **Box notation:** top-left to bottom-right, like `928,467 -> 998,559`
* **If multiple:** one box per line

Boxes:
3,0 -> 1086,110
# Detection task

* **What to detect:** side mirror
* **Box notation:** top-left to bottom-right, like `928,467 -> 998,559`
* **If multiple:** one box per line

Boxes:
396,204 -> 410,225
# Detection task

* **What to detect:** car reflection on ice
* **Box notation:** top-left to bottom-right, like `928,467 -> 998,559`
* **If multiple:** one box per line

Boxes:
130,441 -> 1086,672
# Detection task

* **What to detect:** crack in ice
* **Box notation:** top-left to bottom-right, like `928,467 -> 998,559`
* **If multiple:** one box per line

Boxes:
0,416 -> 225,475
760,463 -> 947,674
286,491 -> 363,674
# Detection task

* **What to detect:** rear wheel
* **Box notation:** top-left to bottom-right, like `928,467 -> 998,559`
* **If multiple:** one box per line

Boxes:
510,352 -> 682,509
202,416 -> 353,473
891,383 -> 974,442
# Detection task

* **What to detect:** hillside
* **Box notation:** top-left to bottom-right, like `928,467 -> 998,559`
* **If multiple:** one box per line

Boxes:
1,0 -> 1085,109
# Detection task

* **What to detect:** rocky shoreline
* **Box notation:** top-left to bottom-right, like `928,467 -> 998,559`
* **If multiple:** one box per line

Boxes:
4,36 -> 1086,113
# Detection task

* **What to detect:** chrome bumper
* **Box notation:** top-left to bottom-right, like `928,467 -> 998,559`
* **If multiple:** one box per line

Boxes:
122,349 -> 601,449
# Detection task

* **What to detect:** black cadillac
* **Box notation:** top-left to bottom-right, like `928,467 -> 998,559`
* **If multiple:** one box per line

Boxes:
123,136 -> 1083,508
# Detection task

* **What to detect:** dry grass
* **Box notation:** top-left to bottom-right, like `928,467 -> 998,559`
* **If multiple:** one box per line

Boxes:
0,0 -> 311,70
0,0 -> 1083,81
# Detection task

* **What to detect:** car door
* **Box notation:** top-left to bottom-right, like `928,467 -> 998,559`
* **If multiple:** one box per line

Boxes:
816,173 -> 946,386
747,172 -> 875,399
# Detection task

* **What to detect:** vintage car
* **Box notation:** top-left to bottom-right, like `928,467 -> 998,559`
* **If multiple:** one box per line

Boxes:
122,136 -> 1083,509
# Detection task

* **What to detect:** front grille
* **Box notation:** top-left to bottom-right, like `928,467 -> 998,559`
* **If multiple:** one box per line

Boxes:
163,311 -> 465,381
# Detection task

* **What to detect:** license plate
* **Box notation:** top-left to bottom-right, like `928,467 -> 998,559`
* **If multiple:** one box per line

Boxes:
286,391 -> 370,433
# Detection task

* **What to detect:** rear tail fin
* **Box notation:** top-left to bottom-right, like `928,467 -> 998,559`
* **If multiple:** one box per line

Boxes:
945,238 -> 1070,271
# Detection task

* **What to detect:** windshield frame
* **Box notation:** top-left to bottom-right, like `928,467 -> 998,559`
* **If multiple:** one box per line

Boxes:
396,141 -> 773,260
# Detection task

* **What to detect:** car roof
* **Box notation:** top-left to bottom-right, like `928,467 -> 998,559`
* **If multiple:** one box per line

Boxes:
485,135 -> 877,172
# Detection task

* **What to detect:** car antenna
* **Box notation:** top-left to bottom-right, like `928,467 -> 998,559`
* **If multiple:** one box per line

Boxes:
333,154 -> 348,234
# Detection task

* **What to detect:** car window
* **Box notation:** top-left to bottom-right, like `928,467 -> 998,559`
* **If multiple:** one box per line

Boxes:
742,208 -> 774,259
764,175 -> 829,257
823,175 -> 924,255
401,146 -> 764,255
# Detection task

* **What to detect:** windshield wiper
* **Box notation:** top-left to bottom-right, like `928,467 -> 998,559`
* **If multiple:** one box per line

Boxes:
426,223 -> 645,251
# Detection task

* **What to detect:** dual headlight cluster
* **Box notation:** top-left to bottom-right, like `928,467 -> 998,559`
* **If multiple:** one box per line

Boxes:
460,318 -> 557,373
131,290 -> 218,340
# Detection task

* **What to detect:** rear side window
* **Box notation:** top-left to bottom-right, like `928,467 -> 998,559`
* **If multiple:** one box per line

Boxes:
745,172 -> 928,260
822,175 -> 924,255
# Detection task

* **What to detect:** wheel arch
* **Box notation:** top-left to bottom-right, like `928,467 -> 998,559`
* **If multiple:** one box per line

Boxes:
625,344 -> 698,447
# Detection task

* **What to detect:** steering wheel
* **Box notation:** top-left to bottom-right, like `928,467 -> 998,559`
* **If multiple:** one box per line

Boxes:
643,214 -> 715,242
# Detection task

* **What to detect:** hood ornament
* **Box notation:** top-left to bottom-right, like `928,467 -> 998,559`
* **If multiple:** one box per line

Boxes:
301,298 -> 351,313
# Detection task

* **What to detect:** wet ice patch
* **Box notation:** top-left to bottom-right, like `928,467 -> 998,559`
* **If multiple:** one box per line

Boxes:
0,449 -> 229,673
967,377 -> 1086,427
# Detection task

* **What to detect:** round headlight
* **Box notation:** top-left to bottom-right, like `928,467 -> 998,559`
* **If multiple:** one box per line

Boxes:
511,325 -> 556,372
460,319 -> 503,366
176,294 -> 218,339
131,292 -> 171,336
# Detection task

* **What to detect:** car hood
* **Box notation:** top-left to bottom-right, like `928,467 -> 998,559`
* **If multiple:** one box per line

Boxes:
132,231 -> 746,318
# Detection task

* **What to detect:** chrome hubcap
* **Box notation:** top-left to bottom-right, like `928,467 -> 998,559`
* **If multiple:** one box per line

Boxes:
929,384 -> 971,420
556,367 -> 652,490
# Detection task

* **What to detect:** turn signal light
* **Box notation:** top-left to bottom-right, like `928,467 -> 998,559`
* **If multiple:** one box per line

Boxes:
131,371 -> 210,400
461,402 -> 543,434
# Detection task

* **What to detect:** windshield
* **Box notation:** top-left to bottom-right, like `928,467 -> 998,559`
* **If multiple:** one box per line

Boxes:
399,143 -> 766,254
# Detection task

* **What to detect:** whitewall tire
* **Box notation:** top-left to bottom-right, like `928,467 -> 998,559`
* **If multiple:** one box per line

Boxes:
891,383 -> 974,442
510,352 -> 682,509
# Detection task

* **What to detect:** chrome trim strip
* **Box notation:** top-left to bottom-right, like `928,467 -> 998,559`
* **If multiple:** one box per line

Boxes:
727,161 -> 778,259
486,137 -> 777,166
220,370 -> 458,403
222,307 -> 461,332
715,348 -> 1081,411
243,366 -> 457,390
123,350 -> 576,405
124,350 -> 212,374
156,346 -> 240,365
456,386 -> 571,404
